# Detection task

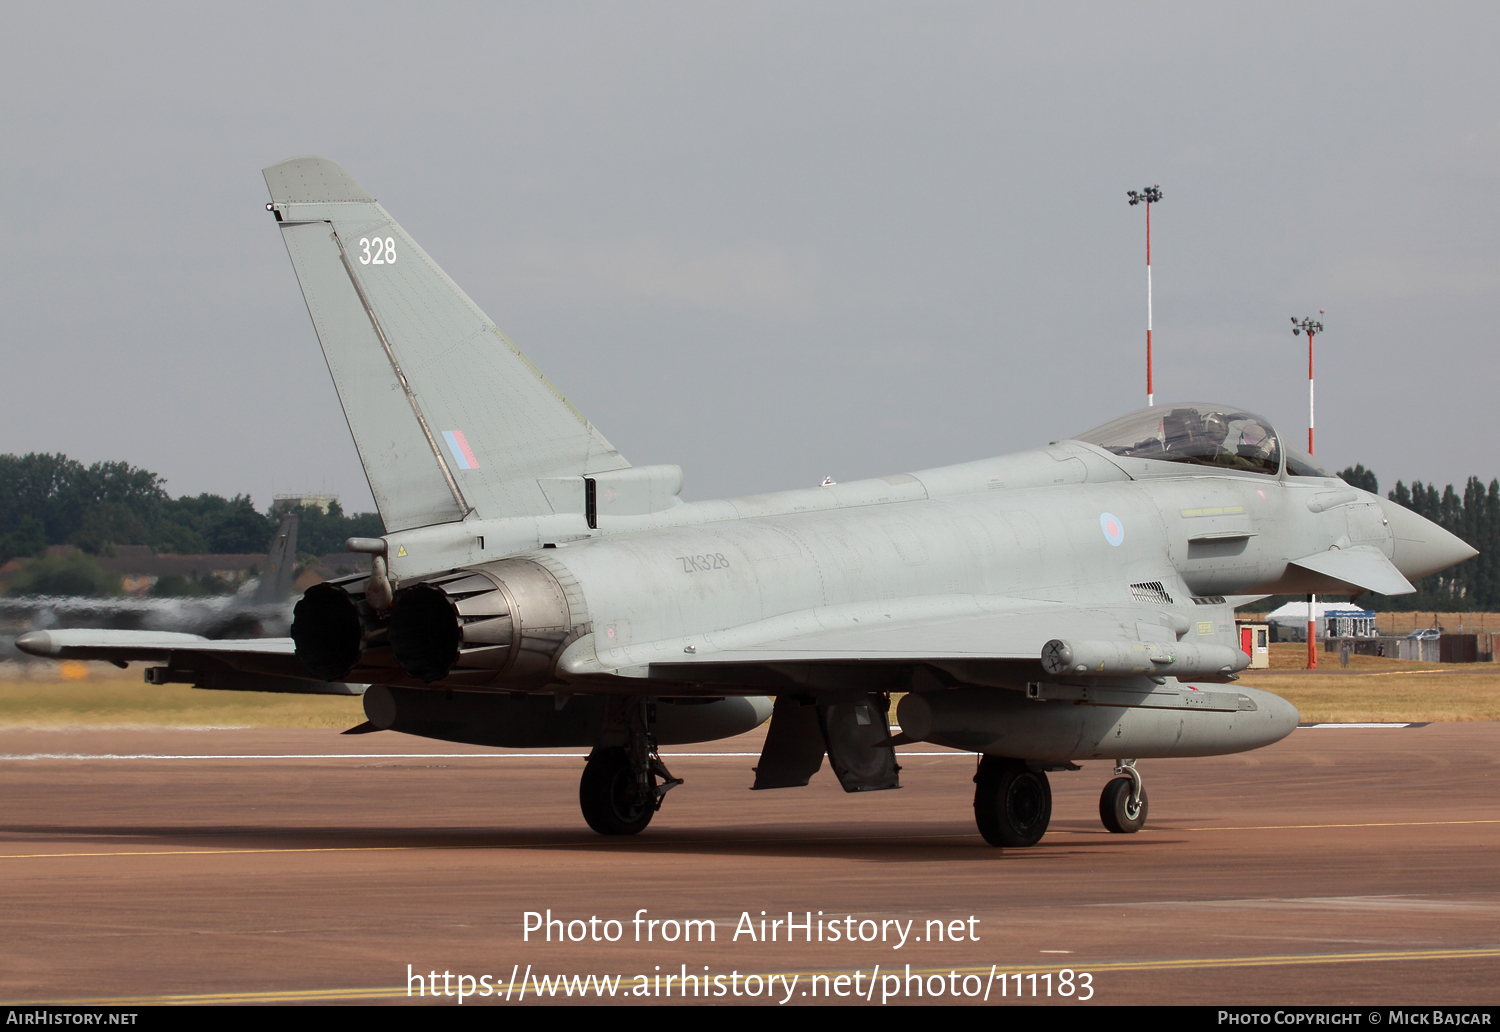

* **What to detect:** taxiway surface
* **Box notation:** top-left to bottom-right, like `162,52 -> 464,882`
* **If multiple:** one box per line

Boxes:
0,722 -> 1495,1006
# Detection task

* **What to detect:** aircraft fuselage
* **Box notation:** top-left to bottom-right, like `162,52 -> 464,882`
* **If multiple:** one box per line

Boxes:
368,439 -> 1415,683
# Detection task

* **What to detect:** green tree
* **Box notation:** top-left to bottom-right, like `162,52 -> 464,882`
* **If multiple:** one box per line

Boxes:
72,502 -> 147,555
0,453 -> 166,546
0,516 -> 47,566
201,496 -> 274,553
7,553 -> 123,597
151,521 -> 207,555
1380,476 -> 1500,611
289,500 -> 386,556
1338,464 -> 1378,493
0,451 -> 382,565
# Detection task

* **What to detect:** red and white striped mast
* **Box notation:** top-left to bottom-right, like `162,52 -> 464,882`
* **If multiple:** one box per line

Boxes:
1291,311 -> 1325,669
1292,312 -> 1324,453
1128,185 -> 1163,406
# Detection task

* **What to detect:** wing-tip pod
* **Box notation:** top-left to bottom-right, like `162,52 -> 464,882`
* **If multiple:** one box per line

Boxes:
15,630 -> 55,657
15,628 -> 211,659
262,156 -> 375,204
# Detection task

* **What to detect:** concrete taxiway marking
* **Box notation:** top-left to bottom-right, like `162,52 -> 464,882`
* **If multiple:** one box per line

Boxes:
21,946 -> 1500,1007
1176,818 -> 1500,833
0,845 -> 432,861
1094,894 -> 1500,912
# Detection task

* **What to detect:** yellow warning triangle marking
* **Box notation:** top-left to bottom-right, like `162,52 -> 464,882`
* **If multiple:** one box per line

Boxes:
396,545 -> 407,556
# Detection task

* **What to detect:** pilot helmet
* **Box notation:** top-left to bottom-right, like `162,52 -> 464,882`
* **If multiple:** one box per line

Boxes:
1202,412 -> 1229,443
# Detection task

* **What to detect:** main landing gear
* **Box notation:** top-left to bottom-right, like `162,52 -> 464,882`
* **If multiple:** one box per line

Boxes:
973,757 -> 1053,847
579,700 -> 682,836
973,757 -> 1150,846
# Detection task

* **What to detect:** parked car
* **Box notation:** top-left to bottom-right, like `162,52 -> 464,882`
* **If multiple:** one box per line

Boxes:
1406,628 -> 1440,641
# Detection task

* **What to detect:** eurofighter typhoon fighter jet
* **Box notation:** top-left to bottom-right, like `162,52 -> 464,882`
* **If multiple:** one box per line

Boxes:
19,158 -> 1476,847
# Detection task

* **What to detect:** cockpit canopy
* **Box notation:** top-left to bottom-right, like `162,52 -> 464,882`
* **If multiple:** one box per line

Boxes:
1071,403 -> 1334,478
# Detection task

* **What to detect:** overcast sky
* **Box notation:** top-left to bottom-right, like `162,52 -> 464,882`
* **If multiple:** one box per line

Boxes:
2,3 -> 1496,515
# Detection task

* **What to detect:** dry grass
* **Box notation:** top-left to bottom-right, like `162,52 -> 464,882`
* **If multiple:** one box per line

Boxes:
1239,611 -> 1500,636
1246,643 -> 1500,723
1246,668 -> 1500,724
1264,642 -> 1448,671
0,661 -> 364,729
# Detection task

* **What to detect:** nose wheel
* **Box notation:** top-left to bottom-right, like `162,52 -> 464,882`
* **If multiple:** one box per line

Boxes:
1100,760 -> 1148,834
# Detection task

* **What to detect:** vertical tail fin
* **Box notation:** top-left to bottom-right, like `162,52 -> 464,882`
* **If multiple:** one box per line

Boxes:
262,157 -> 627,532
254,513 -> 299,604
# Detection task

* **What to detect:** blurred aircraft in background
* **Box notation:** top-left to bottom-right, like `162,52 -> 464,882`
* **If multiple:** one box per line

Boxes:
1,514 -> 300,652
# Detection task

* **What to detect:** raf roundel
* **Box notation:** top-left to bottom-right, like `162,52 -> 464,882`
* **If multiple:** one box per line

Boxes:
1100,512 -> 1125,547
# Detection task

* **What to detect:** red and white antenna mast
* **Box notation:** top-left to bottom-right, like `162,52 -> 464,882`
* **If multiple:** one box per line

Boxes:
1127,185 -> 1163,406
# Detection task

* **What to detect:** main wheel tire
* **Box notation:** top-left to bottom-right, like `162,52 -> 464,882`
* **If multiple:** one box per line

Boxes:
579,747 -> 655,836
1099,776 -> 1148,834
973,757 -> 1052,847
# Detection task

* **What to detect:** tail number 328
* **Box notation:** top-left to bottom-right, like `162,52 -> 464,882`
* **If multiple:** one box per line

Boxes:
359,237 -> 397,265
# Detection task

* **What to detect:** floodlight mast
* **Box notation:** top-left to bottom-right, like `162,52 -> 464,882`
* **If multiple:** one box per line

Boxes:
1291,311 -> 1326,670
1291,313 -> 1324,454
1127,185 -> 1163,406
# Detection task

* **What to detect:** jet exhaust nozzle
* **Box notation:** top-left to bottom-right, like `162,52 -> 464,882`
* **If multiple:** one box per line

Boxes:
291,582 -> 364,681
385,559 -> 573,688
389,584 -> 464,682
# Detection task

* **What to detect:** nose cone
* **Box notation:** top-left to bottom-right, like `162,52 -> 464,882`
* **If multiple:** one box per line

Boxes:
1379,500 -> 1479,581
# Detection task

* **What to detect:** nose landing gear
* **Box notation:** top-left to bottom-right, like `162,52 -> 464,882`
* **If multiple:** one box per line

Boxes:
1100,759 -> 1148,834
